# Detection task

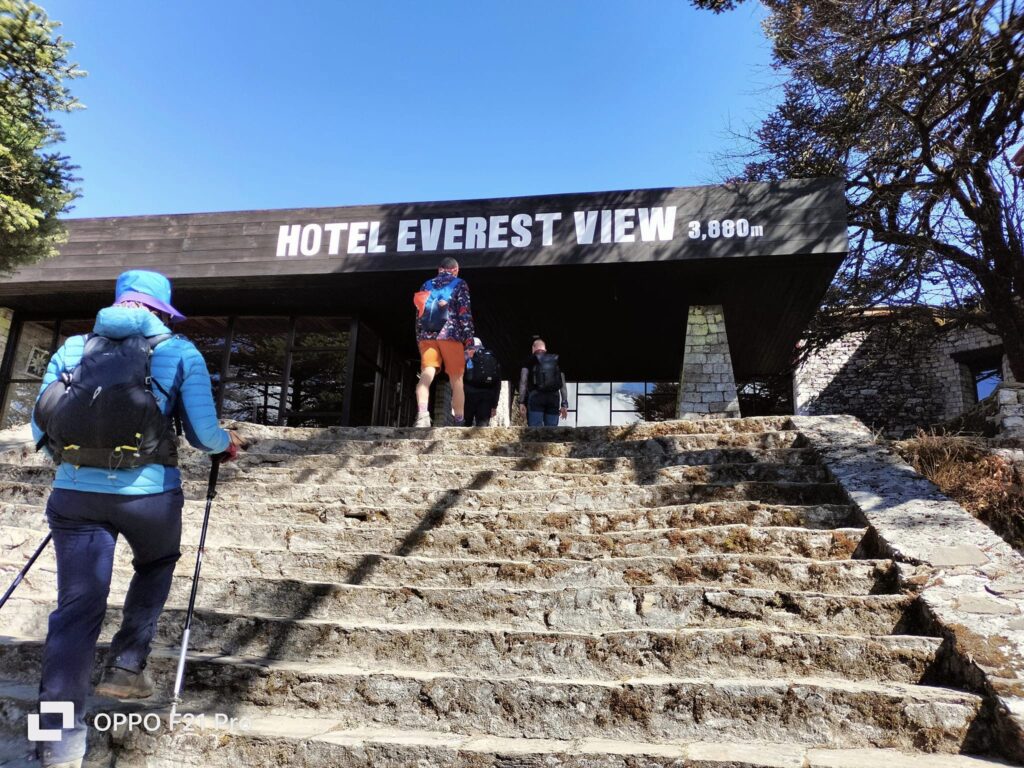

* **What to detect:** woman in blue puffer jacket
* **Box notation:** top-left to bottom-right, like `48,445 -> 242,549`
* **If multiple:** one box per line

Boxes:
28,270 -> 243,768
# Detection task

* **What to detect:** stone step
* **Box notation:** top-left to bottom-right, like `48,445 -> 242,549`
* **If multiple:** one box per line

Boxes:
6,446 -> 826,473
190,479 -> 850,508
210,461 -> 833,489
0,690 -> 1009,768
0,480 -> 850,516
2,581 -> 916,637
204,446 -> 825,471
0,463 -> 834,495
240,430 -> 805,457
0,478 -> 850,509
233,417 -> 794,443
1,548 -> 893,594
108,715 -> 1017,768
0,499 -> 863,534
109,655 -> 990,752
0,623 -> 943,686
0,650 -> 988,754
0,431 -> 809,479
0,522 -> 867,561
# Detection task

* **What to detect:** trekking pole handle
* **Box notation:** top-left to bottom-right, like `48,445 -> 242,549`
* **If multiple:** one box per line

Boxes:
206,454 -> 220,501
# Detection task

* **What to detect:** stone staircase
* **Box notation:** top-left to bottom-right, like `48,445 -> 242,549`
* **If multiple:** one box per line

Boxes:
0,418 -> 1015,766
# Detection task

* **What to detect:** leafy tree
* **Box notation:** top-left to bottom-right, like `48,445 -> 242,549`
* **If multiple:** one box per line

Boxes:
693,0 -> 1024,378
0,0 -> 82,275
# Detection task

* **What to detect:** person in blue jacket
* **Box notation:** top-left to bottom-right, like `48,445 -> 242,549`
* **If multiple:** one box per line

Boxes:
29,270 -> 244,768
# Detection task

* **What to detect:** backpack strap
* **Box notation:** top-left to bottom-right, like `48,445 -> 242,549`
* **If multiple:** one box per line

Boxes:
147,333 -> 172,350
146,334 -> 183,436
145,334 -> 172,395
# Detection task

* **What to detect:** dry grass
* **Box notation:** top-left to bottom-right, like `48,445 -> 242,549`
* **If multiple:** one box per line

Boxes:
895,431 -> 1024,552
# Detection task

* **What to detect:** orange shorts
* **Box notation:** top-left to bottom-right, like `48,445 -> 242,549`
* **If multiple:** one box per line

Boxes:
419,339 -> 465,375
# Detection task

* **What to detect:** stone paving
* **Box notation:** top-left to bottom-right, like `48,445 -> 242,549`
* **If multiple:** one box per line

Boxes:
0,417 -> 1020,766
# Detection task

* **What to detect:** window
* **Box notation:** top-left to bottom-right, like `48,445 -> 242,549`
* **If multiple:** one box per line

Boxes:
972,362 -> 1003,401
953,346 -> 1005,405
0,319 -> 92,429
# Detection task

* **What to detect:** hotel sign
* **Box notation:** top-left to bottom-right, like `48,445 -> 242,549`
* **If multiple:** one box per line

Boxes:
258,178 -> 844,269
275,206 -> 694,257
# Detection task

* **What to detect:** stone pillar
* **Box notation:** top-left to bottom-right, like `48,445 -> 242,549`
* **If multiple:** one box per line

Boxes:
677,305 -> 741,419
492,381 -> 511,427
0,308 -> 12,366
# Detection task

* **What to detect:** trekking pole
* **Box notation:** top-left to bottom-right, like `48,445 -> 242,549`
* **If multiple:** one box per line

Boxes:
0,533 -> 52,611
170,455 -> 221,722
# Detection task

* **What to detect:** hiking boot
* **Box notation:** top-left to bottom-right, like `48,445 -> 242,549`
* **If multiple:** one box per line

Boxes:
414,412 -> 431,428
94,666 -> 154,700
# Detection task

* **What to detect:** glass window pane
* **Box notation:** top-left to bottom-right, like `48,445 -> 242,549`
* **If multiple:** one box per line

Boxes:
349,322 -> 381,426
221,381 -> 284,424
576,395 -> 611,426
294,317 -> 350,349
612,382 -> 643,418
288,349 -> 347,422
1,381 -> 42,429
10,321 -> 56,381
612,382 -> 644,396
647,381 -> 678,395
642,381 -> 679,422
178,317 -> 228,350
577,382 -> 610,395
228,317 -> 289,382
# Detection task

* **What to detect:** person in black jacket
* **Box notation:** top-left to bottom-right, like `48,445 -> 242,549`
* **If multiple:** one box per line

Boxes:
463,337 -> 502,426
518,338 -> 569,426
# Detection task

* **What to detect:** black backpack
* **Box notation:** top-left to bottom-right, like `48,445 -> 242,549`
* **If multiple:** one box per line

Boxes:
33,334 -> 180,468
465,348 -> 500,386
530,353 -> 562,393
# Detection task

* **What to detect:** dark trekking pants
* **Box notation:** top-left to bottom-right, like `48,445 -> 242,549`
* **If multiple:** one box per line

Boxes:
527,391 -> 561,427
464,388 -> 494,426
36,488 -> 183,765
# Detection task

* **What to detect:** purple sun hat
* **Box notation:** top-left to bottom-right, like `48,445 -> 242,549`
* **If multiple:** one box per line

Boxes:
114,270 -> 186,323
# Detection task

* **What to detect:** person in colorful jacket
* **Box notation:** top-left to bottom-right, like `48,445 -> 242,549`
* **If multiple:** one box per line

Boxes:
28,270 -> 244,768
413,257 -> 475,427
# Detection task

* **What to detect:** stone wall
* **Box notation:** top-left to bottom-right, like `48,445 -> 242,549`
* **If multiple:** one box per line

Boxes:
996,384 -> 1024,438
677,305 -> 740,419
0,308 -> 11,367
795,318 -> 1013,437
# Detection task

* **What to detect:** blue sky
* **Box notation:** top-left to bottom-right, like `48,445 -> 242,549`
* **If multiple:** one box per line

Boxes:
43,1 -> 775,218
